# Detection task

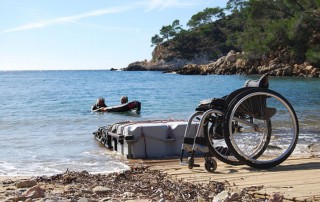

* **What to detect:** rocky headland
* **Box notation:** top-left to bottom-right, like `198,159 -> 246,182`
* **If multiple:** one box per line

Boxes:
124,48 -> 320,78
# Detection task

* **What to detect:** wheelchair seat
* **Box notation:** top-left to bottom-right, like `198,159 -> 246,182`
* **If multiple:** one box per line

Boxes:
195,74 -> 271,114
196,98 -> 225,111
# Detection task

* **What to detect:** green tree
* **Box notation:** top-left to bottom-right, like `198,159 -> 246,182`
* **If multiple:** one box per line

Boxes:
151,34 -> 163,47
187,7 -> 225,29
151,20 -> 183,47
160,19 -> 182,41
150,0 -> 320,66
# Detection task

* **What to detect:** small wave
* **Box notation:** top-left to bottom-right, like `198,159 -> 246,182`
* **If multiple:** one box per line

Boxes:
0,157 -> 130,177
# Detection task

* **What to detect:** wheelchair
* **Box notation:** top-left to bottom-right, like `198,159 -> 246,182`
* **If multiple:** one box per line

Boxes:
180,74 -> 299,172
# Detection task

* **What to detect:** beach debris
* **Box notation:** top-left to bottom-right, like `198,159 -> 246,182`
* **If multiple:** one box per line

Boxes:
16,179 -> 37,188
1,179 -> 14,186
4,196 -> 28,202
0,167 -> 259,201
22,185 -> 45,199
268,192 -> 284,202
92,186 -> 112,195
307,143 -> 320,152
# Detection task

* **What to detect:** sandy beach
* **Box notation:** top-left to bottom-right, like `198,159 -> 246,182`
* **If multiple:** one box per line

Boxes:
145,157 -> 320,201
1,156 -> 320,201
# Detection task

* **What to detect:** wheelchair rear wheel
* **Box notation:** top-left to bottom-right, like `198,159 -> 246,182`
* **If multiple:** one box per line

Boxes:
224,88 -> 299,169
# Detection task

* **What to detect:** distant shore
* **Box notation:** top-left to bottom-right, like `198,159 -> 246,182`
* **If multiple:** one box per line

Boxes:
123,50 -> 320,78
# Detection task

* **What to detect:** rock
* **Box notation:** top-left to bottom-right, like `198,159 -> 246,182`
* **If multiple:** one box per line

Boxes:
229,192 -> 241,201
81,189 -> 93,194
307,143 -> 320,152
16,179 -> 37,188
212,190 -> 229,201
4,196 -> 28,202
92,186 -> 112,195
80,170 -> 89,175
249,67 -> 258,75
126,61 -> 148,71
276,69 -> 283,76
78,197 -> 90,202
282,66 -> 293,76
2,179 -> 14,185
100,197 -> 112,202
235,59 -> 246,69
310,68 -> 319,77
22,185 -> 45,198
215,56 -> 225,67
268,192 -> 284,202
305,65 -> 314,73
176,64 -> 203,75
123,191 -> 135,198
225,50 -> 237,63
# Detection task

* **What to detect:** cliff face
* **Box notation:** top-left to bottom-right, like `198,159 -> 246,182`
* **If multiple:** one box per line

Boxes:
173,50 -> 320,78
125,43 -> 211,72
124,48 -> 320,78
151,43 -> 174,62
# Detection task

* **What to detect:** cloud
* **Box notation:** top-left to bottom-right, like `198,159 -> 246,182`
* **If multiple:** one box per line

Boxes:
77,22 -> 141,33
144,0 -> 198,11
0,0 -> 205,34
0,5 -> 137,34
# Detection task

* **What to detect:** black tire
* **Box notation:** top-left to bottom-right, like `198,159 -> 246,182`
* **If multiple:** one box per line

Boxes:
203,112 -> 242,165
224,88 -> 299,169
187,157 -> 194,169
204,158 -> 217,173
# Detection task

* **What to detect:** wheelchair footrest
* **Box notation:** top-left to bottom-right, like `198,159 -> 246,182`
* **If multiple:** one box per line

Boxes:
183,137 -> 207,146
183,137 -> 194,144
195,137 -> 207,146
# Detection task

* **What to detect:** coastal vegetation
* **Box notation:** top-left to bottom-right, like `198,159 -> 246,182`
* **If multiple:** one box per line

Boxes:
125,0 -> 320,77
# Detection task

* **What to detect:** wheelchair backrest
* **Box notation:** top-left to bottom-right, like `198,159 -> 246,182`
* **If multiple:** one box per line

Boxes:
243,74 -> 269,88
224,74 -> 269,108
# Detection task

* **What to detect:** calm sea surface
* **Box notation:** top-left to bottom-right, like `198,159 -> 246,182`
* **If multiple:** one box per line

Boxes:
0,70 -> 319,176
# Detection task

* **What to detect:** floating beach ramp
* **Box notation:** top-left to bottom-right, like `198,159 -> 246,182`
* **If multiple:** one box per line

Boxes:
93,120 -> 198,158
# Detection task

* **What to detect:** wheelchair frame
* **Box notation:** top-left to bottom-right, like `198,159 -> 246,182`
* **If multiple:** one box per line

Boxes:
180,74 -> 299,172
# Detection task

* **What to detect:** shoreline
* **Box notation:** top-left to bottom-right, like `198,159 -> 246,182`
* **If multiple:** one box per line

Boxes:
1,156 -> 320,201
124,50 -> 320,78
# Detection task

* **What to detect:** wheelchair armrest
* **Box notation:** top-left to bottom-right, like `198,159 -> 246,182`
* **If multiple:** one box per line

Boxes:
196,98 -> 225,111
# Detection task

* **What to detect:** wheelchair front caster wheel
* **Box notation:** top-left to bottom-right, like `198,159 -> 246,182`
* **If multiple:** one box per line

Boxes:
205,158 -> 217,173
187,157 -> 194,169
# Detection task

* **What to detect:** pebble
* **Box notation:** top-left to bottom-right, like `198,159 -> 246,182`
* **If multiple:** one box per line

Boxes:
16,180 -> 37,188
22,185 -> 45,198
78,197 -> 89,202
92,186 -> 112,195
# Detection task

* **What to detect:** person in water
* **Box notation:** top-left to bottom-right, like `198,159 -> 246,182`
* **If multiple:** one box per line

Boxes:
92,97 -> 108,111
120,96 -> 128,104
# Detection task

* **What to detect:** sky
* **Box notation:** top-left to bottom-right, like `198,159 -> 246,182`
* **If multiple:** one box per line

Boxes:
0,0 -> 228,70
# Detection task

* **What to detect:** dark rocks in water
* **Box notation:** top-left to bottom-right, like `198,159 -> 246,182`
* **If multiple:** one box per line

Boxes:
109,68 -> 118,71
125,61 -> 149,71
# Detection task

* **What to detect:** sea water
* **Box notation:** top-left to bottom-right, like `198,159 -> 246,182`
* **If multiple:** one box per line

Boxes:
0,70 -> 319,176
